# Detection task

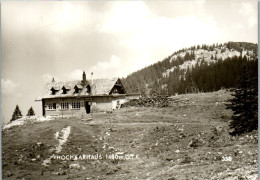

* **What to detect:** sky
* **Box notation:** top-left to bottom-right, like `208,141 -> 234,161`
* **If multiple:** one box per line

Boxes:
1,0 -> 258,124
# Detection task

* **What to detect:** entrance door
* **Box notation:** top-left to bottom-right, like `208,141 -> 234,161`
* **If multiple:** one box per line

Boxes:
85,101 -> 91,114
42,100 -> 46,116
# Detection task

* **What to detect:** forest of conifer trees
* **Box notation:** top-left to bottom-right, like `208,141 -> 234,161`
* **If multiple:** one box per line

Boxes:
122,42 -> 258,97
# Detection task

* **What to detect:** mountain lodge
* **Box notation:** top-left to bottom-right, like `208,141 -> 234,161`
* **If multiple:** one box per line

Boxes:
36,72 -> 140,117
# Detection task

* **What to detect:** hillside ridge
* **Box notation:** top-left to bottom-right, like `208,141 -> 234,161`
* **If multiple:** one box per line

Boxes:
122,42 -> 258,96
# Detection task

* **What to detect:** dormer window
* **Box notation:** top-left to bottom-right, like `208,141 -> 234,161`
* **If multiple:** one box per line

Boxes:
62,85 -> 70,94
75,87 -> 79,94
86,84 -> 91,93
74,85 -> 83,94
50,86 -> 60,95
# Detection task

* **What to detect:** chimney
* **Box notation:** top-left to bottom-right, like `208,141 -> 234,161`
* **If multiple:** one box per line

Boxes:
91,72 -> 93,86
82,71 -> 87,84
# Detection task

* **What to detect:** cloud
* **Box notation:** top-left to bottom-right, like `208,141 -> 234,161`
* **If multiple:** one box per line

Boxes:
94,55 -> 120,70
41,70 -> 82,82
100,1 -> 151,33
1,78 -> 20,95
88,55 -> 123,78
51,2 -> 91,33
248,17 -> 257,28
99,3 -> 226,72
100,1 -> 224,45
41,55 -> 123,82
42,73 -> 55,82
124,15 -> 223,49
194,0 -> 206,5
62,69 -> 83,81
238,2 -> 257,28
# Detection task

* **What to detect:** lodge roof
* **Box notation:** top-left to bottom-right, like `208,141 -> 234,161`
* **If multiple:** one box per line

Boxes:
36,78 -> 121,100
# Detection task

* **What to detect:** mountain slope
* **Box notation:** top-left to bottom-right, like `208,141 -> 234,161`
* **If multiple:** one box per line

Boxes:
2,90 -> 258,179
122,42 -> 258,96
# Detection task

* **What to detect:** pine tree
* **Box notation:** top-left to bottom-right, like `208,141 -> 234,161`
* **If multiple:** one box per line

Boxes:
226,66 -> 258,135
11,105 -> 23,121
27,106 -> 35,117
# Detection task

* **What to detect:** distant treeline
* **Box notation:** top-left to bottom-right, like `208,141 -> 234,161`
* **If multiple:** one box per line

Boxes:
121,42 -> 258,96
168,56 -> 257,94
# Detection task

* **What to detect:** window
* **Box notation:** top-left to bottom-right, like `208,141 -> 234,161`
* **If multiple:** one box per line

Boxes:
62,86 -> 70,94
61,102 -> 69,109
51,90 -> 56,95
72,102 -> 80,109
74,85 -> 83,94
75,87 -> 79,93
50,87 -> 60,95
86,85 -> 91,93
48,103 -> 56,110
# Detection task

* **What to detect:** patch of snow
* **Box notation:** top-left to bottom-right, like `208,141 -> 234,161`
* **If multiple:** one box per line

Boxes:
54,131 -> 59,139
4,117 -> 28,129
161,84 -> 167,89
216,48 -> 240,60
178,52 -> 187,58
108,146 -> 115,150
54,126 -> 71,153
163,48 -> 250,77
69,163 -> 81,169
36,116 -> 55,122
42,158 -> 51,166
162,66 -> 177,77
169,55 -> 177,63
102,144 -> 107,149
42,154 -> 55,167
4,115 -> 57,130
42,126 -> 71,167
179,59 -> 198,70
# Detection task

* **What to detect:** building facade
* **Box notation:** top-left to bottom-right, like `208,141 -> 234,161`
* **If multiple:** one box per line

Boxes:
36,72 -> 139,117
